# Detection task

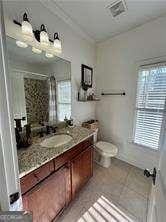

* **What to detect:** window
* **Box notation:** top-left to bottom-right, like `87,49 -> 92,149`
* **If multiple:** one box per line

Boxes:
57,80 -> 71,121
134,63 -> 166,150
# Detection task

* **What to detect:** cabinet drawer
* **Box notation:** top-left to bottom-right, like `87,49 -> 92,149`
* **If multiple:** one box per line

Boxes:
20,160 -> 54,194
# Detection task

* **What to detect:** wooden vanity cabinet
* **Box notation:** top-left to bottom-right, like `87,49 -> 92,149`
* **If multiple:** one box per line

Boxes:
22,164 -> 71,222
21,136 -> 93,222
71,146 -> 93,199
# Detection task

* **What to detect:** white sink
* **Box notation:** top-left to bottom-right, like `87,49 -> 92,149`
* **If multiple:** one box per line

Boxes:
40,134 -> 72,148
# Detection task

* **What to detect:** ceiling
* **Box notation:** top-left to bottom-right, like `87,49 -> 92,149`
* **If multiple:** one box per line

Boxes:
54,0 -> 166,42
3,0 -> 166,44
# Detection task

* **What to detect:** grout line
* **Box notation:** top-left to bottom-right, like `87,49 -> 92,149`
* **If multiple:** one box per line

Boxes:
124,183 -> 150,200
123,172 -> 151,199
118,186 -> 148,222
113,162 -> 149,222
122,165 -> 151,200
124,185 -> 149,200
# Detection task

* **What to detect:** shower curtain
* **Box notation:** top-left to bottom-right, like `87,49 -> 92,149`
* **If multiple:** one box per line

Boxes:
49,76 -> 57,123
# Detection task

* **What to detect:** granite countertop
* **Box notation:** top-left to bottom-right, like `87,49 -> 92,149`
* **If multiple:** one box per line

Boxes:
18,126 -> 94,178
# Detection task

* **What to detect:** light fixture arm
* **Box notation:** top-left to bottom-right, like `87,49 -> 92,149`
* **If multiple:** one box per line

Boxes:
13,19 -> 21,26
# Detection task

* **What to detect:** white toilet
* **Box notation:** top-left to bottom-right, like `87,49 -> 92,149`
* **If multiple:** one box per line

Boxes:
93,129 -> 118,168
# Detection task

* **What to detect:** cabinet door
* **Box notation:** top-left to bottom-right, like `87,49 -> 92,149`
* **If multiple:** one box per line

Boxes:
71,146 -> 93,199
22,164 -> 71,222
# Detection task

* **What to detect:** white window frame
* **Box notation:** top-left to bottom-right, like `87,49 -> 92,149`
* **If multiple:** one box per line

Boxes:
133,63 -> 166,150
57,80 -> 71,122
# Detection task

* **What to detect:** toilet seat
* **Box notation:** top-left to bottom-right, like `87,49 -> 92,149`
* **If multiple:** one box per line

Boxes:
95,141 -> 118,157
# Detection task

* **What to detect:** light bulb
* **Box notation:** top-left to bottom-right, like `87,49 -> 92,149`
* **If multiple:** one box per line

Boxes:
53,33 -> 62,53
32,47 -> 42,54
16,40 -> 28,48
45,52 -> 54,58
40,24 -> 49,47
22,13 -> 33,42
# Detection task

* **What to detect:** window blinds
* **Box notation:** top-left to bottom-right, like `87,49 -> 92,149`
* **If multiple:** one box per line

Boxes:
57,80 -> 71,121
134,64 -> 166,150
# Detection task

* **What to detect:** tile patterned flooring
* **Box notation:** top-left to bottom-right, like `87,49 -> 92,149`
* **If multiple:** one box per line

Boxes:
56,158 -> 151,222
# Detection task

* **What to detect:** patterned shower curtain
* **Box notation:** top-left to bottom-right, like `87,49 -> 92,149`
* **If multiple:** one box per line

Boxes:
49,76 -> 57,123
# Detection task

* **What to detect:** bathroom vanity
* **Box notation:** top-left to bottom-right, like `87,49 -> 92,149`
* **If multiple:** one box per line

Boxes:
5,35 -> 94,221
18,127 -> 94,221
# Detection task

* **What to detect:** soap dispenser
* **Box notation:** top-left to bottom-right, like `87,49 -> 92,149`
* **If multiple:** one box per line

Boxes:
64,116 -> 68,127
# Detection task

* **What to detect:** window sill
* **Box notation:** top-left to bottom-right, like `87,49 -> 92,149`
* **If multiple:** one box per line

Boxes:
130,140 -> 159,152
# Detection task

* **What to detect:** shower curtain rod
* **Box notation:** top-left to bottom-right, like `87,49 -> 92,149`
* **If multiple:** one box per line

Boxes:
12,68 -> 48,78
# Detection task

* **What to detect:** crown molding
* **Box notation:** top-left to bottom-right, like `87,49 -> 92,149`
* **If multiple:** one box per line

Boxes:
40,0 -> 95,44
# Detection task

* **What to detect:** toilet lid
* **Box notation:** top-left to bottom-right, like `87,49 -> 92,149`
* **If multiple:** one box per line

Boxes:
95,141 -> 118,156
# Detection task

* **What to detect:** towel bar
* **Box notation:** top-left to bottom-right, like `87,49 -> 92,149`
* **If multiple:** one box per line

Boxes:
101,92 -> 126,96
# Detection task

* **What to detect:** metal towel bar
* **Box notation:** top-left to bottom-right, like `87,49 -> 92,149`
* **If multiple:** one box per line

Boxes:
101,92 -> 126,96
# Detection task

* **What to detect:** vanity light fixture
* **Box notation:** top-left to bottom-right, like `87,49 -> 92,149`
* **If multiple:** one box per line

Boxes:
16,40 -> 28,48
45,52 -> 54,58
40,24 -> 49,47
53,33 -> 62,53
32,47 -> 42,54
13,12 -> 62,55
21,13 -> 33,42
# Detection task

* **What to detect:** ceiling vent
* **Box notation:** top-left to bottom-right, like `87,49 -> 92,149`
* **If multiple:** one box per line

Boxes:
107,0 -> 127,18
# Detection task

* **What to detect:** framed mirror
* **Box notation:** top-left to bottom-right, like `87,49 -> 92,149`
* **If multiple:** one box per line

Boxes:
6,36 -> 71,132
81,64 -> 93,90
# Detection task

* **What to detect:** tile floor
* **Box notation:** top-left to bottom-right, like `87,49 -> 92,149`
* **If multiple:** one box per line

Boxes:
56,158 -> 151,222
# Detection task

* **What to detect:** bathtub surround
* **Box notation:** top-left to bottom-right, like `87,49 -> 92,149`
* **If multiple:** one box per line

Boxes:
24,78 -> 49,124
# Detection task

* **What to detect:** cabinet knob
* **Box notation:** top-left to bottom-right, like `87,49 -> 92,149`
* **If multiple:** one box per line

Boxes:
34,173 -> 39,181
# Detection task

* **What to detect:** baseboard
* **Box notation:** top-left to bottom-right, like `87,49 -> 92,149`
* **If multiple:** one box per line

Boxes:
116,154 -> 146,170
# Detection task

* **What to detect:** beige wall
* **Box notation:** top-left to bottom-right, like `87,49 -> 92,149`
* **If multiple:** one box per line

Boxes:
96,16 -> 166,169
